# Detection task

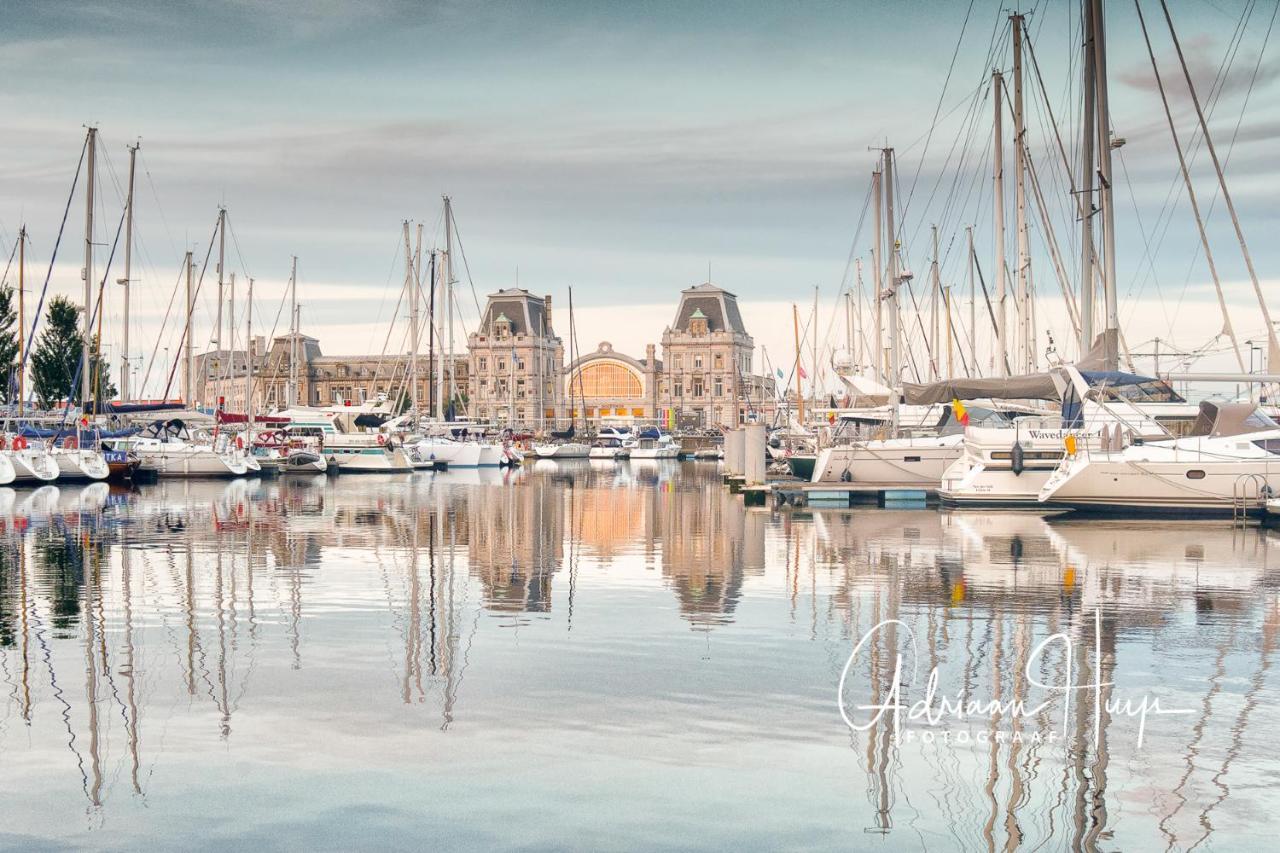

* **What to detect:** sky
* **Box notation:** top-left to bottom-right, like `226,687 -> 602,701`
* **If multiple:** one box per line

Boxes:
2,0 -> 1279,397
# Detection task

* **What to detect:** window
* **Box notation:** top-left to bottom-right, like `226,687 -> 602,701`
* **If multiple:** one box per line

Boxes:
674,382 -> 683,397
693,355 -> 703,369
673,354 -> 683,370
692,378 -> 704,397
479,357 -> 487,372
713,378 -> 723,397
713,353 -> 723,369
1186,469 -> 1206,480
497,359 -> 506,372
574,362 -> 643,399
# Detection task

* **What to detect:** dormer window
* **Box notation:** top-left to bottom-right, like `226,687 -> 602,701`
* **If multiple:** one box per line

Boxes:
688,307 -> 709,337
494,312 -> 513,340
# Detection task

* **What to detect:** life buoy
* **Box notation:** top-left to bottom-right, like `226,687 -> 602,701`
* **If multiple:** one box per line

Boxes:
0,436 -> 7,450
12,436 -> 28,450
64,436 -> 78,450
235,435 -> 245,450
377,434 -> 386,445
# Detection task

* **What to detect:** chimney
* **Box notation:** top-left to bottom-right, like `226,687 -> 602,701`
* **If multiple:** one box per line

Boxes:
543,294 -> 553,334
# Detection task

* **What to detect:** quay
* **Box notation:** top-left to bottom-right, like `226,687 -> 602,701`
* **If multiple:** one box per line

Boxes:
724,473 -> 933,509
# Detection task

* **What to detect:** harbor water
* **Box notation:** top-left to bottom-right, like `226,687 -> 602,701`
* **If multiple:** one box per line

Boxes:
0,462 -> 1277,850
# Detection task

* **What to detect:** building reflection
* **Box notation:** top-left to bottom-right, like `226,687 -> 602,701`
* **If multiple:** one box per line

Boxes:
0,473 -> 1276,847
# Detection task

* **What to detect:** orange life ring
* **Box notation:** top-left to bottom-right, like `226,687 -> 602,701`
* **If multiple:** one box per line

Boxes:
64,436 -> 78,450
13,436 -> 28,450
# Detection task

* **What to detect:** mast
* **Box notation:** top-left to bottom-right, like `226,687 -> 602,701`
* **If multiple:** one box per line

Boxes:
413,222 -> 423,412
428,251 -> 437,420
812,285 -> 819,410
247,276 -> 255,430
228,274 -> 235,406
871,168 -> 884,383
992,70 -> 1008,376
1091,0 -> 1119,370
967,225 -> 977,373
121,142 -> 138,403
884,146 -> 899,425
184,251 -> 194,406
288,256 -> 298,408
792,304 -> 804,423
403,221 -> 417,413
443,195 -> 455,419
216,207 -> 226,368
930,224 -> 941,380
1080,0 -> 1097,355
82,127 -> 97,407
1012,14 -> 1031,373
17,227 -> 25,412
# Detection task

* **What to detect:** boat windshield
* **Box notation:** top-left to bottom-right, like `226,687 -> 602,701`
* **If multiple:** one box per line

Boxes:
1081,371 -> 1185,403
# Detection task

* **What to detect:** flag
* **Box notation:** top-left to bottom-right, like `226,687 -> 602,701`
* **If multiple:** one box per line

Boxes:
775,368 -> 784,380
952,398 -> 970,426
798,365 -> 808,380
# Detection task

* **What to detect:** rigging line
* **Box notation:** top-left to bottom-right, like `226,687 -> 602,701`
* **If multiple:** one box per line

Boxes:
0,236 -> 18,289
446,210 -> 484,324
136,265 -> 188,399
13,136 -> 88,416
160,217 -> 221,401
1135,0 -> 1246,372
1123,0 -> 1255,315
901,0 -> 978,217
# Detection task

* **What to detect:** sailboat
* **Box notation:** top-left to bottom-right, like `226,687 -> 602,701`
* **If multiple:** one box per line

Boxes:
533,285 -> 590,459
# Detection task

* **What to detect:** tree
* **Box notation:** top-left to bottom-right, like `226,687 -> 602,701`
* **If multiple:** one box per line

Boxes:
30,296 -> 115,409
0,285 -> 17,403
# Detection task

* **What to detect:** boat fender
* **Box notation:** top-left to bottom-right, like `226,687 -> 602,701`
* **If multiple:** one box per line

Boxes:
64,436 -> 78,450
377,434 -> 387,445
12,436 -> 28,451
1010,441 -> 1025,476
840,469 -> 853,483
235,435 -> 245,450
1063,434 -> 1077,457
0,436 -> 6,450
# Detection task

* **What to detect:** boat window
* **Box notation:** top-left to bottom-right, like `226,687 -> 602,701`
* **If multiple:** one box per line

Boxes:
1083,371 -> 1186,403
1243,410 -> 1280,431
1252,438 -> 1280,454
903,456 -> 921,463
1186,469 -> 1206,480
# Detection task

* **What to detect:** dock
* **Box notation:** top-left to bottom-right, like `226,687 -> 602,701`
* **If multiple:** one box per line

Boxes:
725,474 -> 935,508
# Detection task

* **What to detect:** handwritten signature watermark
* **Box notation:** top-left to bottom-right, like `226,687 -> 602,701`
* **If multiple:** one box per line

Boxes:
838,609 -> 1192,748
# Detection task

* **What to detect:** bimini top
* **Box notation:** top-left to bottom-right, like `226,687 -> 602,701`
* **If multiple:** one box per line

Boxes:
1186,401 -> 1279,438
903,373 -> 1059,405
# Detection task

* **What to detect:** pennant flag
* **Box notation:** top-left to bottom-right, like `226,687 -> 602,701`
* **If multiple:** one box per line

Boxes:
775,368 -> 784,380
798,365 -> 808,380
952,398 -> 970,426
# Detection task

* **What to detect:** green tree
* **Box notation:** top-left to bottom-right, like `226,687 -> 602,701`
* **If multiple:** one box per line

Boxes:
30,296 -> 115,409
0,285 -> 17,403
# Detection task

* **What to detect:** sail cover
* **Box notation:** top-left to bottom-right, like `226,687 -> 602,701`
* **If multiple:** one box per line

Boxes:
902,373 -> 1059,405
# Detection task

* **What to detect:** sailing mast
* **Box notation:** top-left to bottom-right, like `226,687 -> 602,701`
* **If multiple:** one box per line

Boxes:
121,142 -> 138,403
288,256 -> 298,408
82,127 -> 97,408
883,145 -> 900,436
412,223 -> 423,413
247,276 -> 255,432
871,168 -> 883,383
1080,0 -> 1097,355
1012,13 -> 1032,373
443,196 -> 456,419
17,226 -> 25,412
403,221 -> 417,413
215,207 -> 227,404
184,251 -> 194,406
792,304 -> 804,424
992,70 -> 1008,377
428,251 -> 437,420
1091,0 -> 1120,370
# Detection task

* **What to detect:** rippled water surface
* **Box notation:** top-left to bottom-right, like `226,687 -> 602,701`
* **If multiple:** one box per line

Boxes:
0,462 -> 1277,851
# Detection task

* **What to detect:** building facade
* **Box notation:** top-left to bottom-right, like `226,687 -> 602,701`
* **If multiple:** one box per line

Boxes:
564,342 -> 660,422
194,332 -> 467,413
466,289 -> 564,427
658,282 -> 770,428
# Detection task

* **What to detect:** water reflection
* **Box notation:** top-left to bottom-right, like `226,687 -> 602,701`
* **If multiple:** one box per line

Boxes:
0,467 -> 1276,849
